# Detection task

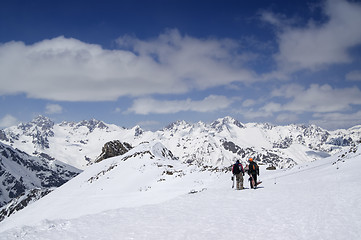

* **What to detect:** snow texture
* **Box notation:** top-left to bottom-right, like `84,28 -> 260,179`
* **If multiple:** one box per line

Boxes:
0,142 -> 360,240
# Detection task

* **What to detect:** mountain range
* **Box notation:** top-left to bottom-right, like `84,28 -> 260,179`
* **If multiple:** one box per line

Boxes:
1,115 -> 360,171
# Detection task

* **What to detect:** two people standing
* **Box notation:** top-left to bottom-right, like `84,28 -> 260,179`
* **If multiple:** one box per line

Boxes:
232,157 -> 260,190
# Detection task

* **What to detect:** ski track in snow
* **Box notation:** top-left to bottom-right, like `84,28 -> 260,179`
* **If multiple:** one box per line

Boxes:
1,145 -> 361,240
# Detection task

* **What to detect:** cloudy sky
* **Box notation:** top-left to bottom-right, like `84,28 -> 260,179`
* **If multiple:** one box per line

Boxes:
1,0 -> 361,130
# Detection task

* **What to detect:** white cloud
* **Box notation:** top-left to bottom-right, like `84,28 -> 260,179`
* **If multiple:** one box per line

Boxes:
267,84 -> 361,114
137,120 -> 160,128
0,31 -> 256,102
242,99 -> 257,107
114,107 -> 122,113
271,84 -> 305,98
261,102 -> 282,113
275,113 -> 298,123
118,29 -> 257,88
0,114 -> 19,128
45,103 -> 63,114
346,70 -> 361,81
259,11 -> 292,29
266,0 -> 361,73
311,111 -> 361,130
281,84 -> 361,113
238,109 -> 273,119
237,102 -> 282,120
238,84 -> 361,127
127,95 -> 233,115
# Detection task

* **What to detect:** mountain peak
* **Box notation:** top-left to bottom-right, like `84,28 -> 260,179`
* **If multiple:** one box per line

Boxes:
211,116 -> 244,131
76,119 -> 108,132
128,125 -> 144,137
29,115 -> 54,130
164,120 -> 191,130
14,115 -> 55,148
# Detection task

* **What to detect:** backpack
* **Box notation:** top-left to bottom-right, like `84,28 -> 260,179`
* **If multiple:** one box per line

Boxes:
249,162 -> 259,174
249,162 -> 256,173
232,164 -> 241,174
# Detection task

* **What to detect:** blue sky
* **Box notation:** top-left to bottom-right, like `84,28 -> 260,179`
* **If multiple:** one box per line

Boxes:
1,0 -> 361,130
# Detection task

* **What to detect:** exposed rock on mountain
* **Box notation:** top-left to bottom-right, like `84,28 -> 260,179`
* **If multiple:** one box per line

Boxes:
95,140 -> 133,163
0,130 -> 8,142
89,142 -> 179,184
222,140 -> 297,168
0,188 -> 52,222
211,116 -> 244,132
0,142 -> 81,208
17,115 -> 55,149
76,119 -> 108,132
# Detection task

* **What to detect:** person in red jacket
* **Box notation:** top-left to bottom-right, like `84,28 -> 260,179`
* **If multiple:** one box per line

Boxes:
232,160 -> 245,190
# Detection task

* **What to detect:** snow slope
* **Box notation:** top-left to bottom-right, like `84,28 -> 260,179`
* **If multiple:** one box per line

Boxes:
0,143 -> 360,240
0,141 -> 218,230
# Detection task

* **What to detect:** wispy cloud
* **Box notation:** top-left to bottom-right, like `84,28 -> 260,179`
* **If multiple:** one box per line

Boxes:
263,0 -> 361,74
237,83 -> 361,129
311,111 -> 361,130
242,99 -> 256,107
0,114 -> 19,128
114,107 -> 122,113
127,95 -> 233,114
275,113 -> 299,123
275,84 -> 361,113
346,70 -> 361,81
45,103 -> 63,114
137,120 -> 160,128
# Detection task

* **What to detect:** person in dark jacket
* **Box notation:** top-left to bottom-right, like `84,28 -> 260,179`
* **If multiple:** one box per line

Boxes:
232,160 -> 245,190
247,157 -> 259,189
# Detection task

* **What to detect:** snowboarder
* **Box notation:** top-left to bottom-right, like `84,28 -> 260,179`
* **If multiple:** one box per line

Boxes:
232,160 -> 244,190
247,157 -> 259,189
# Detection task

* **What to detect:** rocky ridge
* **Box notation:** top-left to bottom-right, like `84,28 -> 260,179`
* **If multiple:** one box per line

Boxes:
0,142 -> 81,208
95,140 -> 133,163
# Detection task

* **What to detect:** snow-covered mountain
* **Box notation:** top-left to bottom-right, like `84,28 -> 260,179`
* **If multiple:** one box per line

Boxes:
0,188 -> 52,222
1,115 -> 361,170
0,141 -> 360,239
0,141 -> 213,230
0,142 -> 81,208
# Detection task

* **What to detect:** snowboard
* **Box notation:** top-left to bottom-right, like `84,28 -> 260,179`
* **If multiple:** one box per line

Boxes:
249,176 -> 262,188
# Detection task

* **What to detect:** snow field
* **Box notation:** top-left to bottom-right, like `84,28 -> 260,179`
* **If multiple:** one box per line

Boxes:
0,143 -> 360,239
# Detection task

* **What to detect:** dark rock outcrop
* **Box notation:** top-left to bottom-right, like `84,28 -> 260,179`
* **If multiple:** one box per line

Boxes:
95,140 -> 133,163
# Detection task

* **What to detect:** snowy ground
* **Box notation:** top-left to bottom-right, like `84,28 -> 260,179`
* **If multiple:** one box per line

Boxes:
0,144 -> 360,240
